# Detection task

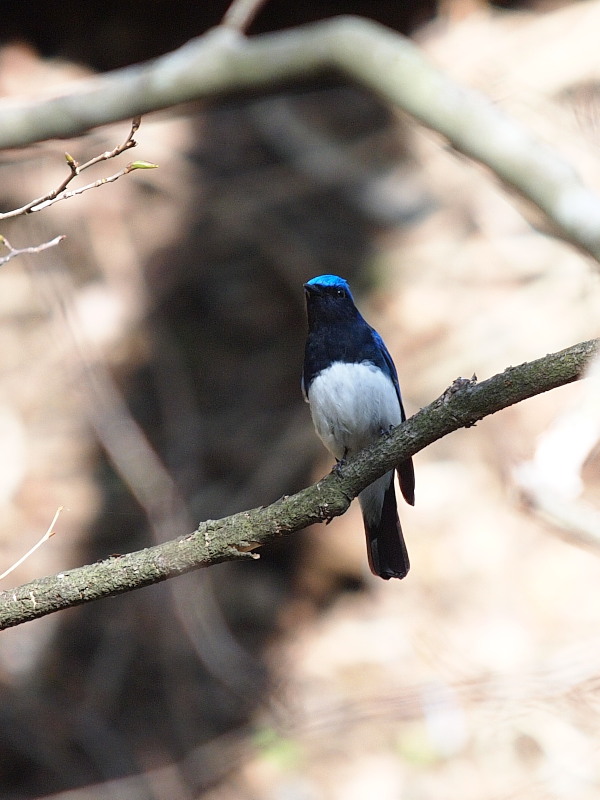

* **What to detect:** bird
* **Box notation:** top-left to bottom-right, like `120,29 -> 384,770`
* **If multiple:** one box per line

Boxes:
302,274 -> 415,580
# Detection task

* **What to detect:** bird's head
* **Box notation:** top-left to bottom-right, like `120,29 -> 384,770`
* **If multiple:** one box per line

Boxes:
304,275 -> 359,326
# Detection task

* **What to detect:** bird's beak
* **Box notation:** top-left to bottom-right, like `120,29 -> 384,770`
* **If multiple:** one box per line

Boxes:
304,283 -> 321,297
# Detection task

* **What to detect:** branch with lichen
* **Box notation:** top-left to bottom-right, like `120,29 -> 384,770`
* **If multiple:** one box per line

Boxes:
0,337 -> 595,631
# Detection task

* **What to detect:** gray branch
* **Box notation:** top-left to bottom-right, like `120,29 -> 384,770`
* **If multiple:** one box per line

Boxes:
0,338 -> 596,631
1,18 -> 600,259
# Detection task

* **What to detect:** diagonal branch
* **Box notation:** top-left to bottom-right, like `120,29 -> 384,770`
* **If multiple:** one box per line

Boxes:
0,19 -> 600,259
0,337 -> 596,631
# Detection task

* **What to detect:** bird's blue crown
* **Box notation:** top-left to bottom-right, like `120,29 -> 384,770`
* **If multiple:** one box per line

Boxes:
306,274 -> 351,292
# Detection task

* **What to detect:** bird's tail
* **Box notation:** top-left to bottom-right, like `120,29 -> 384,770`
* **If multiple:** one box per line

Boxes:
359,473 -> 410,580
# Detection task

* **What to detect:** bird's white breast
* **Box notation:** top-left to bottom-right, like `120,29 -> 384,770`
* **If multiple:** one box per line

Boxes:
307,361 -> 401,460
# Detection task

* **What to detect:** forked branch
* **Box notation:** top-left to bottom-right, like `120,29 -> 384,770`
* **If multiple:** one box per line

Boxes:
0,234 -> 65,267
0,117 -> 156,221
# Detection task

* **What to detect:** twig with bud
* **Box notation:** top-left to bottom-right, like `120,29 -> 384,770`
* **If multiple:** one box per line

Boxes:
0,117 -> 157,221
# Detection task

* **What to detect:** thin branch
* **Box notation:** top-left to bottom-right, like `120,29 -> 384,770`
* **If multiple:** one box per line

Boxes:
0,20 -> 600,259
0,337 -> 596,631
0,507 -> 63,581
0,234 -> 65,266
0,117 -> 146,221
221,0 -> 270,33
26,160 -> 157,214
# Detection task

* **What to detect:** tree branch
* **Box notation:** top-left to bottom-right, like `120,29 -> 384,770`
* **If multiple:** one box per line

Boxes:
0,338 -> 596,631
1,18 -> 600,259
221,0 -> 270,32
0,234 -> 65,266
0,117 -> 156,220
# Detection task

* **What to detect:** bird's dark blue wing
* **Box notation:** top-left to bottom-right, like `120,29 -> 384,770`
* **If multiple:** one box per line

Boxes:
371,330 -> 404,419
371,329 -> 414,504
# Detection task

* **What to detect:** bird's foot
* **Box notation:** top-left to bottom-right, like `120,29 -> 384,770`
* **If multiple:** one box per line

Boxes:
332,448 -> 349,477
327,455 -> 348,524
379,424 -> 396,438
332,459 -> 346,477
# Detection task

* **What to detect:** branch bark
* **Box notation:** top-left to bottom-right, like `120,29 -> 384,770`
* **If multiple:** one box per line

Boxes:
0,338 -> 596,631
1,18 -> 600,260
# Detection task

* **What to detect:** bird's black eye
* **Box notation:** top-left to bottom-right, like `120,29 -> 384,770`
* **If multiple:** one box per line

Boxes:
335,288 -> 345,298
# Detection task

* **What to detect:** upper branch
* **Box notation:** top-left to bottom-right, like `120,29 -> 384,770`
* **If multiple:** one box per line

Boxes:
0,18 -> 600,259
0,337 -> 596,631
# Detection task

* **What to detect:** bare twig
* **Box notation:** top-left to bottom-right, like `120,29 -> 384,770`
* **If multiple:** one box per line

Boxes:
26,159 -> 157,214
0,507 -> 63,581
221,0 -> 270,33
0,117 -> 153,221
0,234 -> 65,266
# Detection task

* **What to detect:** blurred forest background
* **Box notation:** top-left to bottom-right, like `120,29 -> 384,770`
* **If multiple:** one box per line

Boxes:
2,0 -> 600,798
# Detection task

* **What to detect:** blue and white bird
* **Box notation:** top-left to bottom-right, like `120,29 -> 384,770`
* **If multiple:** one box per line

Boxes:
302,274 -> 415,580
